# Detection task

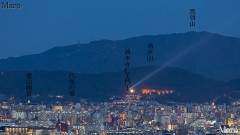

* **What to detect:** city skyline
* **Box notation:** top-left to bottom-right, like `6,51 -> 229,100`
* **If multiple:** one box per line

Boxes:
1,1 -> 240,134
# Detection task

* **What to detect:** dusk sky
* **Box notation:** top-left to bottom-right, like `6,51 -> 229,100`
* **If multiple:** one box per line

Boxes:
1,0 -> 240,58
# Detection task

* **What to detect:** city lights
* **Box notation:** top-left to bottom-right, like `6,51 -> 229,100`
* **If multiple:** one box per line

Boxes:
129,88 -> 135,94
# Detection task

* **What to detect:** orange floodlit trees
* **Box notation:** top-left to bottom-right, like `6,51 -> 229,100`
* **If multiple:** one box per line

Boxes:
141,89 -> 173,95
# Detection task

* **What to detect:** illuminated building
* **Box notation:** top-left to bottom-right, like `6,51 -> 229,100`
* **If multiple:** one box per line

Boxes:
227,118 -> 234,126
52,106 -> 63,111
141,89 -> 173,95
5,127 -> 28,134
104,130 -> 152,134
5,127 -> 55,135
119,113 -> 127,120
11,110 -> 26,119
1,106 -> 8,109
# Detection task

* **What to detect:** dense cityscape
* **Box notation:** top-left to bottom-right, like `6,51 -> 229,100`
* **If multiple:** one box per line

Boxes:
0,90 -> 239,135
1,0 -> 240,135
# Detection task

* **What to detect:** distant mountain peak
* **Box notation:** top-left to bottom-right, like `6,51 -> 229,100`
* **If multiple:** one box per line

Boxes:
0,31 -> 240,81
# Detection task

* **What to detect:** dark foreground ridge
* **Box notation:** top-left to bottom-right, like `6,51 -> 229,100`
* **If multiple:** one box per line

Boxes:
0,66 -> 238,103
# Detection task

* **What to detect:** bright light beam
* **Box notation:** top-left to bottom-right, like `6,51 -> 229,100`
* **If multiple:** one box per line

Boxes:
131,33 -> 215,88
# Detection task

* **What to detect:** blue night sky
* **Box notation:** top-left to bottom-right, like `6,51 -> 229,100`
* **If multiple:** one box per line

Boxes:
0,0 -> 240,58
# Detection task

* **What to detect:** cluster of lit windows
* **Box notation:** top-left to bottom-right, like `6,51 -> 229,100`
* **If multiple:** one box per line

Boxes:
5,127 -> 28,133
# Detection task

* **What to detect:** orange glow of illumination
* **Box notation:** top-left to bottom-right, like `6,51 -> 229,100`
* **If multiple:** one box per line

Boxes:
141,89 -> 174,95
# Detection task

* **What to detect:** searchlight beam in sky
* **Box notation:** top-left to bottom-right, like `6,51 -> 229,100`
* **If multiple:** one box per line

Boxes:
131,34 -> 215,89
